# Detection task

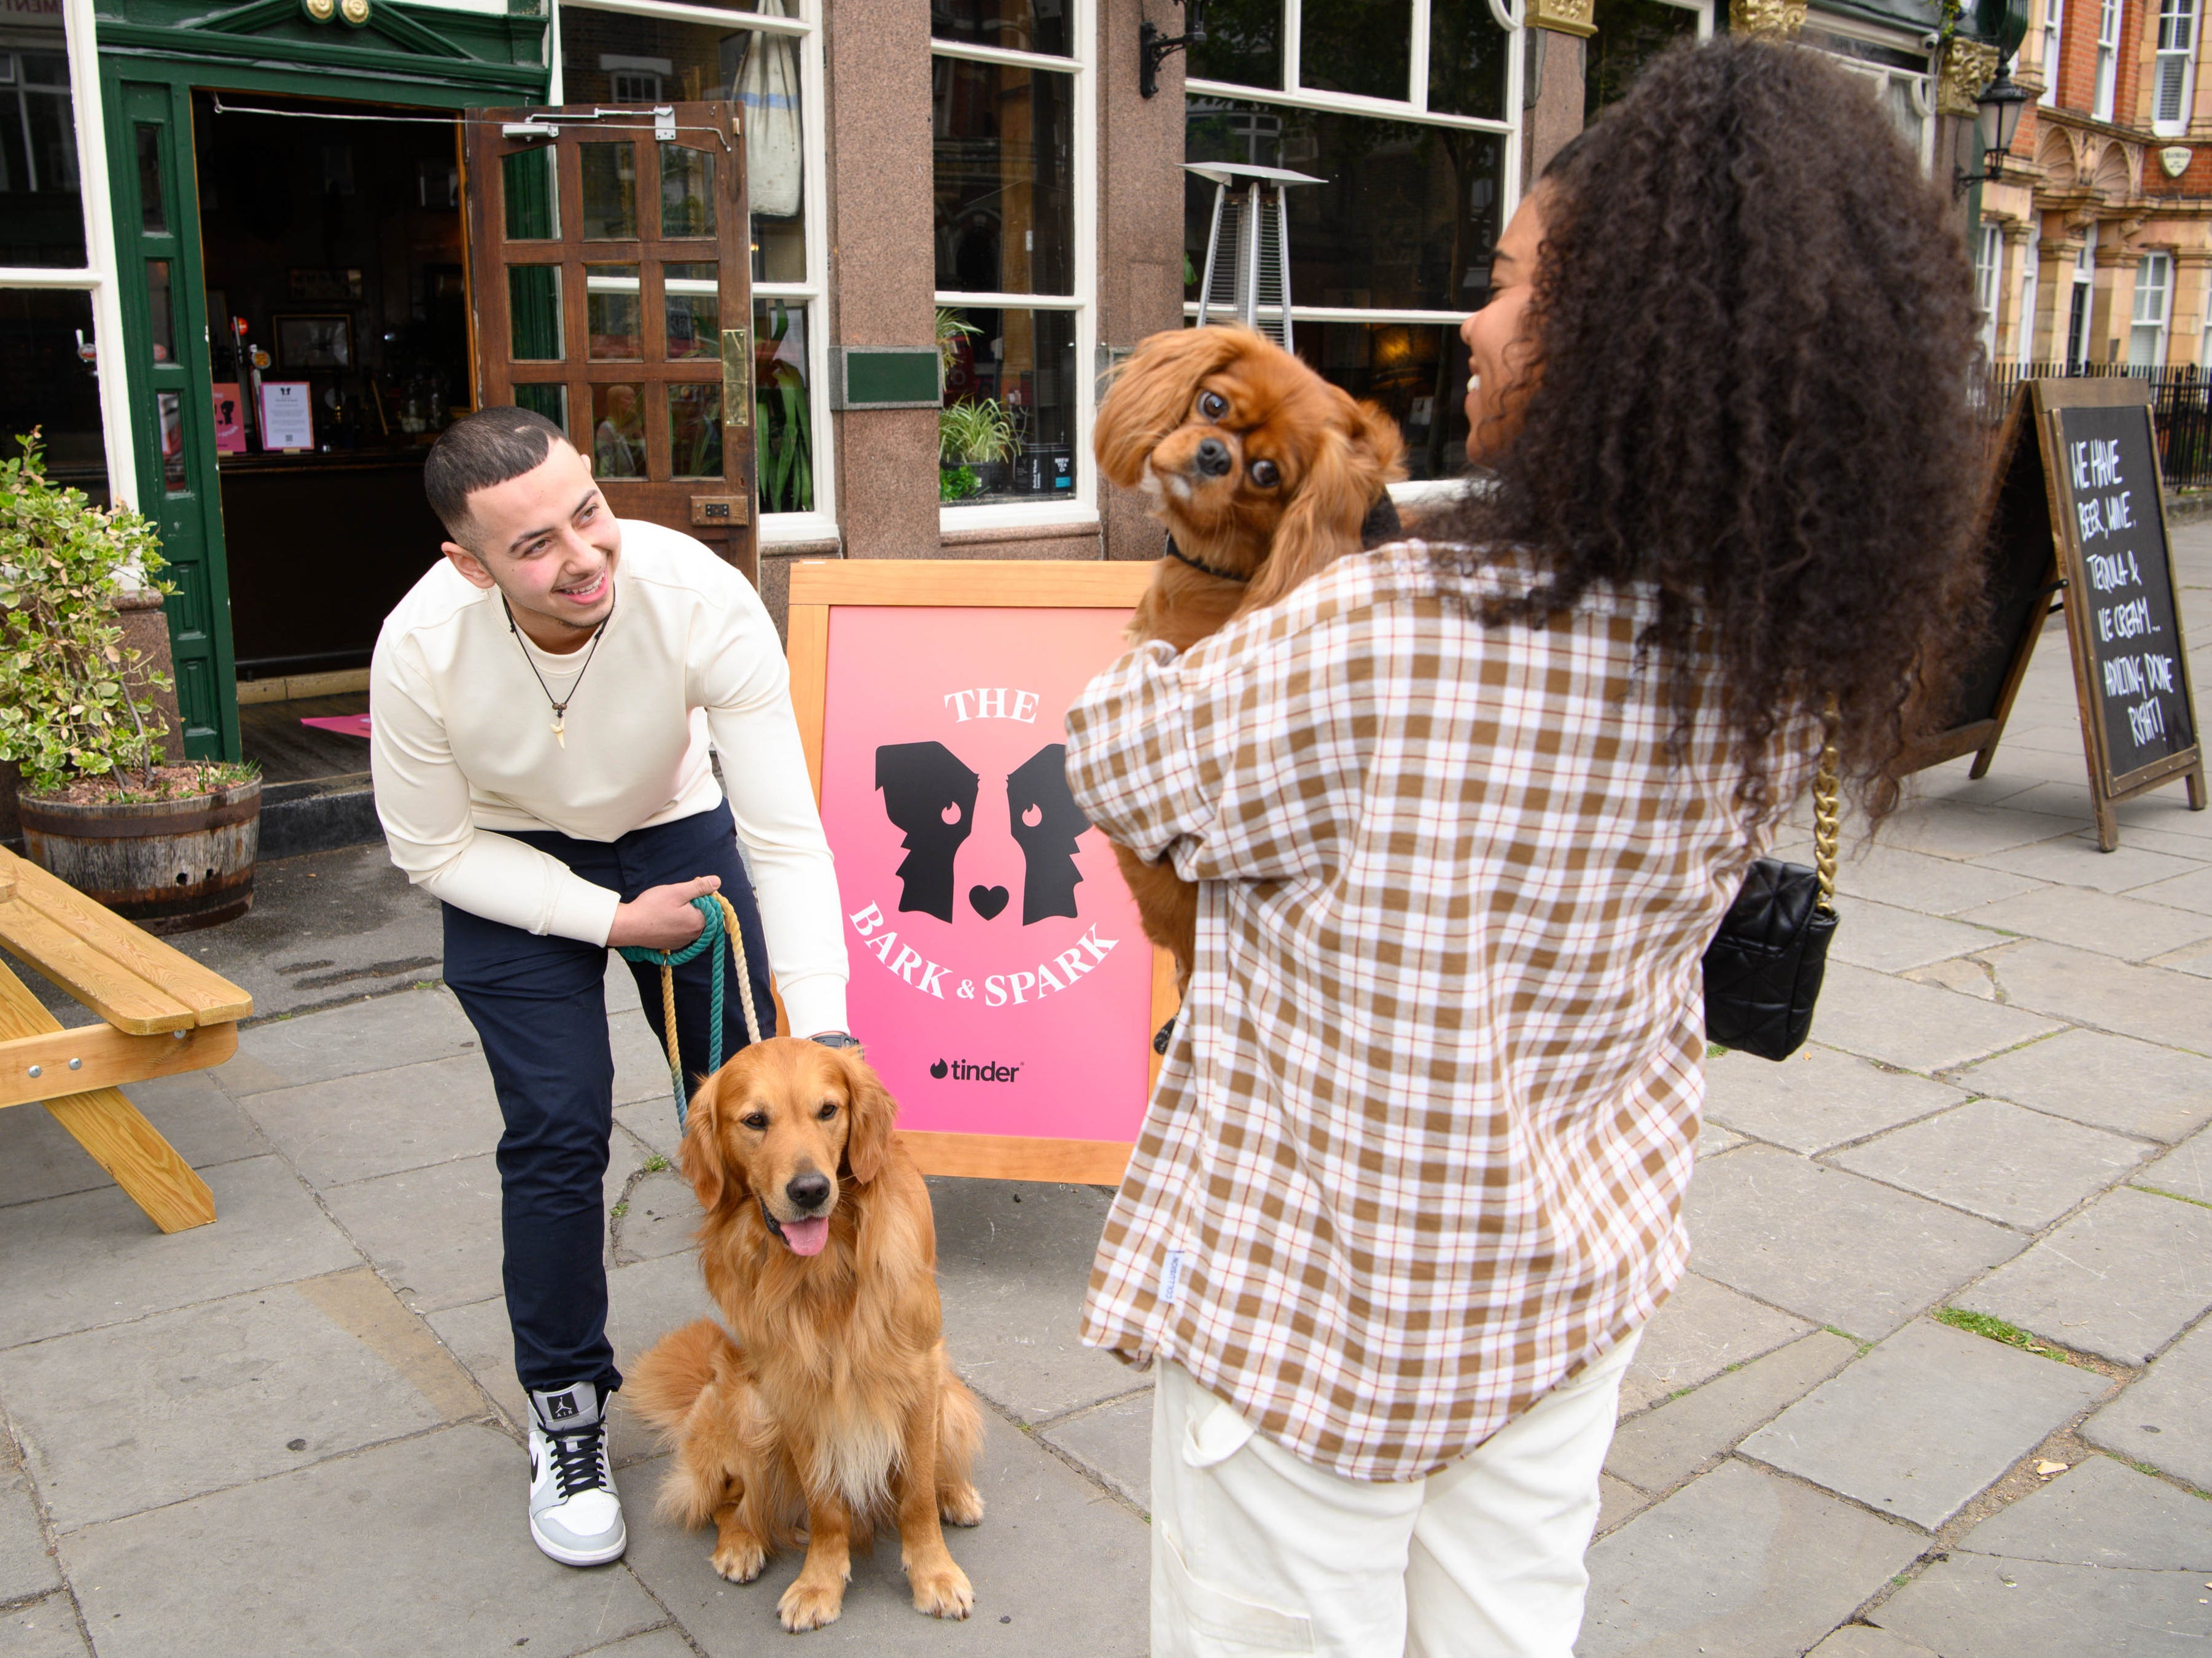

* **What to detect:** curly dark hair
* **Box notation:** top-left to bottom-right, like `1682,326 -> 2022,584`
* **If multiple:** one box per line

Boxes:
1444,37 -> 1988,822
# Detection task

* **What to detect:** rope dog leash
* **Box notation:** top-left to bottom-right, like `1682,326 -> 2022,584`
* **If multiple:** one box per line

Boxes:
616,893 -> 763,1134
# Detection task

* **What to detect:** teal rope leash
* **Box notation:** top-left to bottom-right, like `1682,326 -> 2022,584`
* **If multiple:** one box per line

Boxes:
617,893 -> 763,1134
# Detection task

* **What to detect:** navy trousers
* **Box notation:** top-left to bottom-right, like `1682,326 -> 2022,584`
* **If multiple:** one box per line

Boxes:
440,800 -> 775,1394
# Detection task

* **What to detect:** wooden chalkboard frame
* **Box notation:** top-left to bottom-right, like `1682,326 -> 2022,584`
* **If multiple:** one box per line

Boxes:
1899,386 -> 2066,777
785,559 -> 1176,1185
2031,377 -> 2207,850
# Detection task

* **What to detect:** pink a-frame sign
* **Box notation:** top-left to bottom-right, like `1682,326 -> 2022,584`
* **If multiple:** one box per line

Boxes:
787,560 -> 1175,1183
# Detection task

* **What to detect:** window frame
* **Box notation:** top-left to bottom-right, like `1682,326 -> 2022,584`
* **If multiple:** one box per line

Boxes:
551,0 -> 838,542
0,0 -> 136,506
2095,0 -> 2121,120
2131,249 -> 2173,365
1974,222 -> 2003,359
2041,0 -> 2064,104
930,9 -> 1099,534
1182,0 -> 1550,505
2154,0 -> 2197,133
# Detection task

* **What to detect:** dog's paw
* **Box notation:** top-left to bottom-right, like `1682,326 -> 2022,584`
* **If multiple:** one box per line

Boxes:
777,1576 -> 846,1633
908,1558 -> 974,1621
940,1482 -> 985,1527
711,1533 -> 766,1584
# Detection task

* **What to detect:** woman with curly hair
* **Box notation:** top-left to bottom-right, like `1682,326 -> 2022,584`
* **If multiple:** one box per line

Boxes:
1062,36 -> 1987,1658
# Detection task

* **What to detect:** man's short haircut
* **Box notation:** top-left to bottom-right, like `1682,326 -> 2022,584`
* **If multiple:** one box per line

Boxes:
424,407 -> 570,540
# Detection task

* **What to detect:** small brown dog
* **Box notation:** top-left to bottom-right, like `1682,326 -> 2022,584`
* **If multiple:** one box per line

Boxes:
627,1038 -> 984,1633
1094,325 -> 1406,995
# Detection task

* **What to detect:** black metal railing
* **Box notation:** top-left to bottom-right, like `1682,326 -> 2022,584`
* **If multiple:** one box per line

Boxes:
1978,360 -> 2212,489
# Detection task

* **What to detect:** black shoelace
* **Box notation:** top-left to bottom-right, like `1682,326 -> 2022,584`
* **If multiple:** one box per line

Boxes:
546,1420 -> 609,1500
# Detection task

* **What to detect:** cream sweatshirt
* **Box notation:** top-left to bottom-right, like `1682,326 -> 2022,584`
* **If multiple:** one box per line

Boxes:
368,518 -> 848,1036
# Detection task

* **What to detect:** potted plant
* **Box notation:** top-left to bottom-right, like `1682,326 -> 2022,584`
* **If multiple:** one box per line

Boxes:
0,434 -> 260,933
939,397 -> 1017,500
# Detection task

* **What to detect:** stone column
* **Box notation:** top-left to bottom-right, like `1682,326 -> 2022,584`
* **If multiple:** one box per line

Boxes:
819,0 -> 938,576
1522,0 -> 1594,183
2037,235 -> 2082,365
2093,238 -> 2143,367
2170,247 -> 2212,367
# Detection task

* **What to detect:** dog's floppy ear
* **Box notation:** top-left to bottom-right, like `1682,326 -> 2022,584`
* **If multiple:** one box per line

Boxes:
836,1050 -> 898,1186
1094,326 -> 1252,489
1241,395 -> 1406,616
680,1065 -> 739,1212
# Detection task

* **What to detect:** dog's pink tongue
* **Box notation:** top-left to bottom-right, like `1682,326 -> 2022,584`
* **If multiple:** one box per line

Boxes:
782,1216 -> 830,1256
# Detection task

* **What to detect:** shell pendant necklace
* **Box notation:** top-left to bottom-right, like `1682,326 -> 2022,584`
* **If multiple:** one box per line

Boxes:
504,592 -> 612,749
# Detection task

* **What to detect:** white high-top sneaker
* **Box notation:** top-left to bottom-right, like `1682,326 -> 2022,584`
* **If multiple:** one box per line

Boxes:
526,1382 -> 626,1566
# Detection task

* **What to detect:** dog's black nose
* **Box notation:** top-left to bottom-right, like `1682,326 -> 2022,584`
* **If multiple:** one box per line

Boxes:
785,1172 -> 832,1212
1194,437 -> 1233,478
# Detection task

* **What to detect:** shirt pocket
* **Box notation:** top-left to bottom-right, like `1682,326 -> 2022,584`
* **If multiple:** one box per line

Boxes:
1158,1522 -> 1316,1655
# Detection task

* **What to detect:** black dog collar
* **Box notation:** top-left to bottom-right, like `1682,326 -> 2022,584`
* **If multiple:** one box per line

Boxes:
1161,495 -> 1404,585
1162,534 -> 1247,583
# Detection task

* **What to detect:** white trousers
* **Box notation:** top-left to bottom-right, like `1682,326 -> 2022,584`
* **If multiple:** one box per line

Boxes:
1149,1331 -> 1641,1658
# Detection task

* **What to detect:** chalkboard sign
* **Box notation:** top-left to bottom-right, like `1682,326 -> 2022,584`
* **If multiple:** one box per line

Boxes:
2033,378 -> 2206,850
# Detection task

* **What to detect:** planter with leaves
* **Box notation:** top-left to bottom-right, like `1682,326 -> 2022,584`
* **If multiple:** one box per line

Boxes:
0,435 -> 260,933
939,397 -> 1017,501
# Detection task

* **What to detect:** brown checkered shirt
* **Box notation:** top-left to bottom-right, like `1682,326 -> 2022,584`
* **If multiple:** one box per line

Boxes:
1064,543 -> 1810,1481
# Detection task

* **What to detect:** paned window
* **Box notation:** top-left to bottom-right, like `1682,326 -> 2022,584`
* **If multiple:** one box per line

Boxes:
1185,0 -> 1524,484
1975,223 -> 2003,360
2131,250 -> 2172,367
2041,0 -> 2063,104
932,1 -> 1094,520
557,0 -> 831,531
2069,223 -> 2097,369
2156,0 -> 2197,130
1585,0 -> 1707,120
2095,0 -> 2121,120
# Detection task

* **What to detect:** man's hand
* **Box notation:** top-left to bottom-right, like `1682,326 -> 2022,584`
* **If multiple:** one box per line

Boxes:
609,876 -> 721,951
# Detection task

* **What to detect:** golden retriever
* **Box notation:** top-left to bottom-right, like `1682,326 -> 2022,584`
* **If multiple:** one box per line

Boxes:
1094,325 -> 1406,1005
627,1038 -> 984,1632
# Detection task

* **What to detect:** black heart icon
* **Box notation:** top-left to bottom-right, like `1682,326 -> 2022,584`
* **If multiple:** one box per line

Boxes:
968,884 -> 1010,920
930,1059 -> 949,1079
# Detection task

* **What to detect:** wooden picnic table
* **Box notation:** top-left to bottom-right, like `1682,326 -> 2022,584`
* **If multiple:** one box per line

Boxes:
0,844 -> 252,1232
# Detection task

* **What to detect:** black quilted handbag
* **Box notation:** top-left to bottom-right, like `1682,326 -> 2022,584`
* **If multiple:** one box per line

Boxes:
1701,729 -> 1840,1062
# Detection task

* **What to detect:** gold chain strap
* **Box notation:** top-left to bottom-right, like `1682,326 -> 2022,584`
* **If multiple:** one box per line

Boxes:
1812,701 -> 1841,914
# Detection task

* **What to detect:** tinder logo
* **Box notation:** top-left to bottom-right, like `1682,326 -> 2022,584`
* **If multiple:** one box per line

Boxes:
928,1057 -> 1022,1083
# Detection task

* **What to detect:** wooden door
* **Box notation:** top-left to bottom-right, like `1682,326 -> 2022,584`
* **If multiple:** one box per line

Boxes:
462,104 -> 757,580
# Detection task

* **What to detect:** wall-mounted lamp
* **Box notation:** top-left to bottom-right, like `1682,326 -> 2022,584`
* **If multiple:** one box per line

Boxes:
1955,60 -> 2030,197
1140,1 -> 1205,99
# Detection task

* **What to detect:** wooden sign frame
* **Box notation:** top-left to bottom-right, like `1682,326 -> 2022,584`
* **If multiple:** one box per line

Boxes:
2031,378 -> 2207,850
786,559 -> 1175,1184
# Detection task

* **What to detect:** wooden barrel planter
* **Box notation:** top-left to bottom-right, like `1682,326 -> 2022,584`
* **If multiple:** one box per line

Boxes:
18,778 -> 260,934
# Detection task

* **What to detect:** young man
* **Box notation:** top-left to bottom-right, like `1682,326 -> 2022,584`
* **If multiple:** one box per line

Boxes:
371,408 -> 851,1567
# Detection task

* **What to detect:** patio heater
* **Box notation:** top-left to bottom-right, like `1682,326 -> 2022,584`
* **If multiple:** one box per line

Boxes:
1186,162 -> 1322,351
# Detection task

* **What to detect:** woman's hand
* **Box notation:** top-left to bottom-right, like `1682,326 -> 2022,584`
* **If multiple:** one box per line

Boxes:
609,876 -> 721,950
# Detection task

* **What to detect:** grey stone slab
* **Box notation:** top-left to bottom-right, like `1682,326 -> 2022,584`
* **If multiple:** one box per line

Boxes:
1952,1027 -> 2212,1142
0,1280 -> 458,1530
1597,1473 -> 1653,1537
623,1408 -> 1150,1656
1606,1330 -> 1858,1493
1038,1387 -> 1151,1512
613,1168 -> 700,1264
230,983 -> 480,1091
1828,1098 -> 2151,1230
0,1156 -> 362,1349
1579,1460 -> 1925,1658
2084,1314 -> 2212,1490
2151,936 -> 2212,977
1806,1630 -> 1939,1658
929,1177 -> 1139,1422
2133,863 -> 2212,917
0,1071 -> 270,1211
319,1153 -> 505,1314
1952,884 -> 2212,962
1704,1046 -> 1969,1156
1982,940 -> 2212,1051
615,1096 -> 684,1166
237,1053 -> 505,1189
1956,1453 -> 2212,1570
1616,1274 -> 1813,1417
1696,1120 -> 1744,1157
0,1599 -> 87,1658
1739,1319 -> 2109,1530
577,1630 -> 690,1658
1956,1186 -> 2212,1365
1806,963 -> 2065,1074
1826,897 -> 2010,973
0,1439 -> 56,1603
57,1424 -> 662,1658
1874,1555 -> 2212,1656
1972,835 -> 2205,894
2139,1120 -> 2212,1202
1867,804 -> 2081,861
1825,843 -> 2049,915
432,1250 -> 717,1469
1684,1146 -> 2023,1341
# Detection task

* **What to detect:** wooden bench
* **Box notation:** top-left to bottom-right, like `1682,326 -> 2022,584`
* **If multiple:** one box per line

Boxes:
0,844 -> 252,1232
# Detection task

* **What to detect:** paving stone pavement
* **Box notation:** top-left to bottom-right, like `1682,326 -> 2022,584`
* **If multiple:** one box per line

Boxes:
0,531 -> 2207,1654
